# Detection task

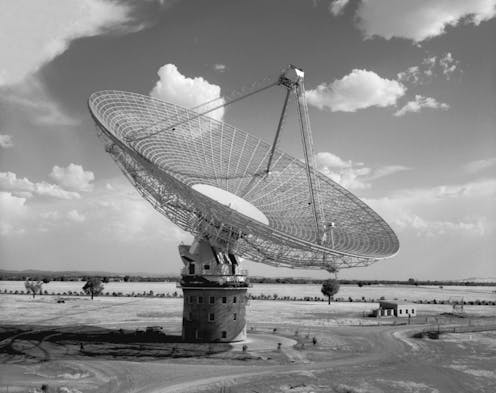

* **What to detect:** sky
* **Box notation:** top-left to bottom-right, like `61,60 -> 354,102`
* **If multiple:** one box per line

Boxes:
0,0 -> 495,280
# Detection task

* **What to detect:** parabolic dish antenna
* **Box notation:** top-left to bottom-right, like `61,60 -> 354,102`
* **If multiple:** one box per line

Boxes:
88,65 -> 399,271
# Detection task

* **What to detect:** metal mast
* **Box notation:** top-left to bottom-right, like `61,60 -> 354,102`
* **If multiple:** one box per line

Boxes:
270,66 -> 325,244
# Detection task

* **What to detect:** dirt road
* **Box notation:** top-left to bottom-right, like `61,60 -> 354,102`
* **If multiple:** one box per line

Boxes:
1,295 -> 496,392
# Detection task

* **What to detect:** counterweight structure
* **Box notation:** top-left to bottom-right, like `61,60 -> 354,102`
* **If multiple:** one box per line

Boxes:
88,66 -> 399,342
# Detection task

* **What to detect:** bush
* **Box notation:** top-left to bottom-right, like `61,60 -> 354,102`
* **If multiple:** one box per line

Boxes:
82,278 -> 104,300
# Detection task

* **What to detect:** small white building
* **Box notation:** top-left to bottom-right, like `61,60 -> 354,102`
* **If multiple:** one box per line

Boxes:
373,301 -> 416,318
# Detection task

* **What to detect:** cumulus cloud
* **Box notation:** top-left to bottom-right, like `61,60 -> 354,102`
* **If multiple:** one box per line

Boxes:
0,172 -> 37,195
315,152 -> 353,169
394,95 -> 449,117
368,165 -> 412,181
434,179 -> 496,199
0,134 -> 14,148
50,163 -> 95,192
329,0 -> 350,16
0,171 -> 80,200
463,157 -> 496,174
150,64 -> 225,121
0,0 -> 144,86
0,191 -> 27,235
397,66 -> 422,85
315,152 -> 409,190
355,0 -> 496,42
34,182 -> 81,200
439,52 -> 459,79
365,178 -> 496,236
316,152 -> 369,190
397,53 -> 459,85
306,69 -> 406,112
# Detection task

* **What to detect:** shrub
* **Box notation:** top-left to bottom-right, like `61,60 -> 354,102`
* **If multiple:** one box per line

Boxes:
321,278 -> 340,304
25,280 -> 43,298
82,278 -> 104,300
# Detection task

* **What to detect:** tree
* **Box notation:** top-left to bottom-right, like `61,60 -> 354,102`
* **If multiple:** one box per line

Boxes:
321,279 -> 340,305
25,280 -> 43,298
82,278 -> 104,300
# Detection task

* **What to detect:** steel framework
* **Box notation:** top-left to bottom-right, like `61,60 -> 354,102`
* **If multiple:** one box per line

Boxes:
88,84 -> 399,270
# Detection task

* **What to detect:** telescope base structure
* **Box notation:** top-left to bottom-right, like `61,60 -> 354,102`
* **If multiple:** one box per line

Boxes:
181,286 -> 248,342
179,240 -> 249,343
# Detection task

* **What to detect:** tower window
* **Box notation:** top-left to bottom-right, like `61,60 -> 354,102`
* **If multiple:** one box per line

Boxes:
221,331 -> 227,339
233,313 -> 237,320
222,296 -> 227,303
209,296 -> 215,304
204,264 -> 210,270
233,296 -> 237,303
198,296 -> 203,304
209,313 -> 215,321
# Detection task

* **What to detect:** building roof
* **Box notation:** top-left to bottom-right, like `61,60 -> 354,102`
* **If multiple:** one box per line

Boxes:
379,300 -> 415,307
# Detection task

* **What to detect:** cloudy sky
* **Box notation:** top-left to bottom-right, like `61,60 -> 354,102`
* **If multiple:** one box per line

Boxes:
1,0 -> 495,280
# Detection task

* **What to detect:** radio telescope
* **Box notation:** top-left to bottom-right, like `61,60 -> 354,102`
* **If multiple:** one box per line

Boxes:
88,65 -> 399,342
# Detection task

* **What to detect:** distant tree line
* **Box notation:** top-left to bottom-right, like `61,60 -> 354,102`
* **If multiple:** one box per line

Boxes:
248,277 -> 496,287
0,272 -> 178,283
0,271 -> 494,286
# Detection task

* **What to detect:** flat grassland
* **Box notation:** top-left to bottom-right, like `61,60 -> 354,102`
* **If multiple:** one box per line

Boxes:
1,285 -> 495,393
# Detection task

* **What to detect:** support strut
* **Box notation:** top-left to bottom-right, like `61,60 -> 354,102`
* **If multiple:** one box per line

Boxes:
266,87 -> 291,175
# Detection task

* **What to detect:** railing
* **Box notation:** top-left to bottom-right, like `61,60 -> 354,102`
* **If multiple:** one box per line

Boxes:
181,267 -> 248,277
180,268 -> 249,286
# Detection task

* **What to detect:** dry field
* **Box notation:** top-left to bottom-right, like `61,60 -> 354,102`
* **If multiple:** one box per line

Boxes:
1,293 -> 495,393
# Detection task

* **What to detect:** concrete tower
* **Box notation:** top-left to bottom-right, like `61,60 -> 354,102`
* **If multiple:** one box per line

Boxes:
179,238 -> 249,342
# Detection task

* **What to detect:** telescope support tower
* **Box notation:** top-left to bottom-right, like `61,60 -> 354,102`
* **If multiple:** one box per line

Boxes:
179,238 -> 249,342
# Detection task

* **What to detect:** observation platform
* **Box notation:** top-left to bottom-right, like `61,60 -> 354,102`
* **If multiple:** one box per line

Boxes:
179,267 -> 250,288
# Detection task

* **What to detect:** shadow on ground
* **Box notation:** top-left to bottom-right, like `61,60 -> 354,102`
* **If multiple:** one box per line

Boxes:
0,324 -> 232,363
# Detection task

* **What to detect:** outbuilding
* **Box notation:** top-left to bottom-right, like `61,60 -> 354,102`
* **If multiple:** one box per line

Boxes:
373,301 -> 416,318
